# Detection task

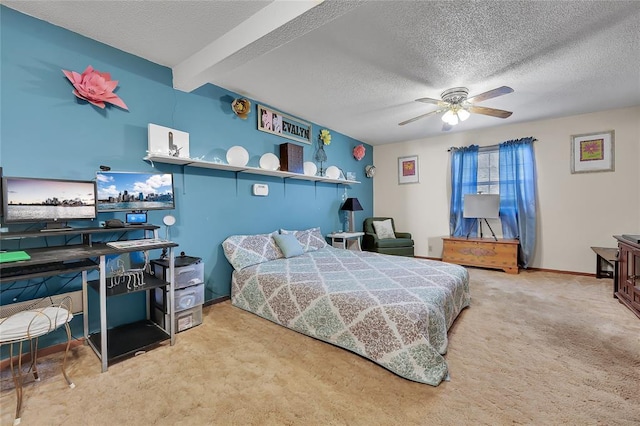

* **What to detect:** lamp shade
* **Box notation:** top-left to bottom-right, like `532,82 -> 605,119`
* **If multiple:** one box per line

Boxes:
457,108 -> 470,121
341,197 -> 363,211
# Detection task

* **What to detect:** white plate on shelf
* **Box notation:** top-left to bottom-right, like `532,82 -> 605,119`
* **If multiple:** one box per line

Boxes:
325,165 -> 341,180
303,161 -> 317,176
259,153 -> 280,170
226,146 -> 249,166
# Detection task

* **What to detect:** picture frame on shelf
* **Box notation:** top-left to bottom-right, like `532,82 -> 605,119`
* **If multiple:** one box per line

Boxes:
257,105 -> 312,145
148,123 -> 190,158
398,155 -> 419,184
570,130 -> 614,174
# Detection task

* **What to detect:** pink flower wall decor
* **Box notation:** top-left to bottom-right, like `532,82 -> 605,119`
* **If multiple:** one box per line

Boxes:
62,65 -> 128,110
353,144 -> 366,161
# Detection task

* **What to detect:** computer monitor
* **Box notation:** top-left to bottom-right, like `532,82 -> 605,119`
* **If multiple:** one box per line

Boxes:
2,176 -> 97,227
126,212 -> 148,225
96,171 -> 175,212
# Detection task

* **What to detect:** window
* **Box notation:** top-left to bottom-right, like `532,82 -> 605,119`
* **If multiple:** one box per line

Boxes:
476,148 -> 499,194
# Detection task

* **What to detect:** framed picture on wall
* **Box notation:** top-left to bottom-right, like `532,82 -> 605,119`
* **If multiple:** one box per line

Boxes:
570,130 -> 615,174
398,155 -> 419,184
257,105 -> 312,145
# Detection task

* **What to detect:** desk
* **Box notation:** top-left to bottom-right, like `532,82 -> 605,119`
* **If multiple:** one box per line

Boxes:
0,226 -> 178,372
327,232 -> 364,251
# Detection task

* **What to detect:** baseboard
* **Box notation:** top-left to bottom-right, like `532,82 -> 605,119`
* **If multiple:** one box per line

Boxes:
0,338 -> 85,371
204,295 -> 230,307
414,255 -> 596,277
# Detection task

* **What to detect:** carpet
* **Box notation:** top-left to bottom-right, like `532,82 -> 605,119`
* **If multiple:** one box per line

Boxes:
1,268 -> 639,425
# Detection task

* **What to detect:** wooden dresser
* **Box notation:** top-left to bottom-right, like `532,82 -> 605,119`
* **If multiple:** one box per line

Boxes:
614,235 -> 640,319
442,237 -> 519,274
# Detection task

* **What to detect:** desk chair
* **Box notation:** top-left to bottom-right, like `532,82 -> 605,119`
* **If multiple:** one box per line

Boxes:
0,297 -> 75,425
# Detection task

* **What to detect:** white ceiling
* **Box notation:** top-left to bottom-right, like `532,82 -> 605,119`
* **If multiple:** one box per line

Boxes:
4,0 -> 640,146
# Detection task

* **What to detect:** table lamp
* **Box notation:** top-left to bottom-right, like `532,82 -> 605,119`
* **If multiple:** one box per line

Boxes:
341,197 -> 363,232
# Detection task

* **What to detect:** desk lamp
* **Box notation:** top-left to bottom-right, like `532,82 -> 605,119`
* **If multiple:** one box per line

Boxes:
341,198 -> 363,233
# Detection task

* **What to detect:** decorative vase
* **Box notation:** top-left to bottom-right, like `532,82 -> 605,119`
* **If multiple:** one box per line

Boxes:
315,142 -> 327,176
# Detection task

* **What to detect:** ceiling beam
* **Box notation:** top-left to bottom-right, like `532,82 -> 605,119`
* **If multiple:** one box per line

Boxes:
172,0 -> 325,92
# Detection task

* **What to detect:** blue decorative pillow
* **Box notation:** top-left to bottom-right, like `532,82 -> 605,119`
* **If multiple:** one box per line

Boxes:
273,233 -> 304,258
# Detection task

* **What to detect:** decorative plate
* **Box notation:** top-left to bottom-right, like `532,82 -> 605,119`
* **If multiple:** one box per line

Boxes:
325,165 -> 341,179
259,153 -> 280,170
303,161 -> 317,176
226,146 -> 249,166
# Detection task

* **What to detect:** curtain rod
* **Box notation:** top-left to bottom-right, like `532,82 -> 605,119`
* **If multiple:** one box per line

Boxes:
447,137 -> 537,152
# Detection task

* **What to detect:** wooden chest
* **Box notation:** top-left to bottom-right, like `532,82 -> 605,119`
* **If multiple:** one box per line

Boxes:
442,237 -> 519,274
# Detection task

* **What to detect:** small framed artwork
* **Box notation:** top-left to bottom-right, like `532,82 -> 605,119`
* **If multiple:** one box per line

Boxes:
257,104 -> 312,145
398,155 -> 419,184
570,130 -> 615,174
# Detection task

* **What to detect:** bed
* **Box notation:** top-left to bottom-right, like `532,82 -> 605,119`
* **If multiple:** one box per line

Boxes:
223,228 -> 470,386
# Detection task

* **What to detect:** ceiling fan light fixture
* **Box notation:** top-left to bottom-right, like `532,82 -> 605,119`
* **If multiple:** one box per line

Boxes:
442,109 -> 459,125
399,85 -> 513,127
458,108 -> 470,121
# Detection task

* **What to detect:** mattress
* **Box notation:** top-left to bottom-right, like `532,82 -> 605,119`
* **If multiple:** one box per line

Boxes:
231,246 -> 470,385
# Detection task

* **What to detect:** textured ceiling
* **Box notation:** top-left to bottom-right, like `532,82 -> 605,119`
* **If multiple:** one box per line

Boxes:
4,0 -> 640,146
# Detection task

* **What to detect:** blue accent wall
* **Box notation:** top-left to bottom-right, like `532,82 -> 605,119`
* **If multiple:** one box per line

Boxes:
0,6 -> 372,316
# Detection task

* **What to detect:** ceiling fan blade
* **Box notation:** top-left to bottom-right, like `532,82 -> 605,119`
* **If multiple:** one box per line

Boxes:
467,86 -> 513,103
415,97 -> 445,106
398,109 -> 444,126
468,105 -> 513,118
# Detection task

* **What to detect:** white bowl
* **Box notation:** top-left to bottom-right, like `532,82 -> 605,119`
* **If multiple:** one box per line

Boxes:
226,146 -> 249,166
325,165 -> 341,179
303,161 -> 317,176
259,153 -> 280,170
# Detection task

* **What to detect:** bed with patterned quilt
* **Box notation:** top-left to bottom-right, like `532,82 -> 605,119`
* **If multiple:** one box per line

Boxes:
223,228 -> 470,386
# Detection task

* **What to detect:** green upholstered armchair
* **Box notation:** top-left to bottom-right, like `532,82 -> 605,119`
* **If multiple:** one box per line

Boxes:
362,217 -> 414,257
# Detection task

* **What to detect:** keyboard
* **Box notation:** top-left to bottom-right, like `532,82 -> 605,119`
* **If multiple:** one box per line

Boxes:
106,238 -> 172,250
1,259 -> 98,279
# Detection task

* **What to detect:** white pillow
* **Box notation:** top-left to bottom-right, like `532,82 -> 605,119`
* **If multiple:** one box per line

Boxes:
372,219 -> 396,239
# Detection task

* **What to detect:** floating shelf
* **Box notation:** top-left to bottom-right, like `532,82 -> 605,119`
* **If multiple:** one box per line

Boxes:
144,154 -> 360,184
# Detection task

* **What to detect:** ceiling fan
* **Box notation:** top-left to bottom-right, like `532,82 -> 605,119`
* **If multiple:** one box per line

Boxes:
399,86 -> 514,129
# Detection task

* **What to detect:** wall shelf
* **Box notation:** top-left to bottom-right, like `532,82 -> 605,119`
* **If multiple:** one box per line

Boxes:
144,154 -> 360,184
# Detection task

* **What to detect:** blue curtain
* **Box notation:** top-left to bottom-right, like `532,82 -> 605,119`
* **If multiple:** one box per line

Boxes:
499,138 -> 537,268
449,145 -> 479,237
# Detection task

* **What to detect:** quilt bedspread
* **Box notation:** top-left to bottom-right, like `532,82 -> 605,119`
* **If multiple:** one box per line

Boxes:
231,247 -> 470,385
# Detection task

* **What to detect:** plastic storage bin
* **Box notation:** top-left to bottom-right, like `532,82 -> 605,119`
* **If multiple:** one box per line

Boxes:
152,255 -> 203,290
153,283 -> 204,312
153,305 -> 203,333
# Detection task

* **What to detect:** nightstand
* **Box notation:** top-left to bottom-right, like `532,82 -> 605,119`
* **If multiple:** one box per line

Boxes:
327,232 -> 365,251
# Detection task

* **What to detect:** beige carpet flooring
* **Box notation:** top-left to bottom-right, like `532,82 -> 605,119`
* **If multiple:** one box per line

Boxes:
2,268 -> 639,425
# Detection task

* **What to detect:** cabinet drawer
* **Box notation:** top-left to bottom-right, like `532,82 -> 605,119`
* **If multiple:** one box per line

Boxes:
154,283 -> 204,313
153,304 -> 203,333
152,257 -> 204,289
